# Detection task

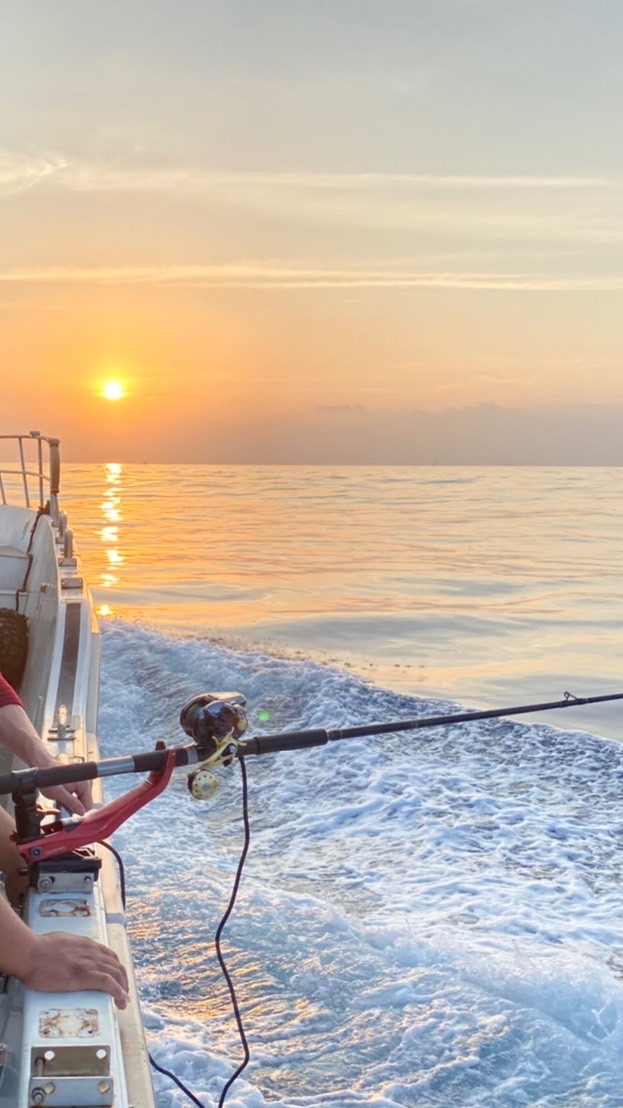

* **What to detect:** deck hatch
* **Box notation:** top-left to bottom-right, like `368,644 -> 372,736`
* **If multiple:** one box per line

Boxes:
38,1009 -> 99,1039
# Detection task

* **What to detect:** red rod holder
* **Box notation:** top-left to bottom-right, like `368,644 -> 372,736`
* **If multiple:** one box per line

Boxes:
18,750 -> 177,864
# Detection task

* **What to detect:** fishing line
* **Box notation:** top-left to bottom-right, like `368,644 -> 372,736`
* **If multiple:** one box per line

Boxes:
149,1053 -> 207,1108
217,755 -> 252,1108
99,840 -> 126,908
146,757 -> 251,1108
100,841 -> 211,1107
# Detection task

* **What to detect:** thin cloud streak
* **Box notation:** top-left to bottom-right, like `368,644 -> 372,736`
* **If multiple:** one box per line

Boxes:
3,153 -> 621,247
0,262 -> 622,291
0,151 -> 620,197
0,150 -> 69,196
58,168 -> 623,194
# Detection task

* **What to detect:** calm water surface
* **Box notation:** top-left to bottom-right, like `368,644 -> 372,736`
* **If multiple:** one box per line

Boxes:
63,464 -> 623,739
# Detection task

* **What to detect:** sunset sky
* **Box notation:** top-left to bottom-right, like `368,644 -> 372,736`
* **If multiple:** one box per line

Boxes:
2,1 -> 623,463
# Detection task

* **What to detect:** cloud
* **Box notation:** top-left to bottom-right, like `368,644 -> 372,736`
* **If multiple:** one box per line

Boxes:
225,403 -> 623,465
53,169 -> 623,195
0,261 -> 622,292
0,150 -> 68,196
61,402 -> 623,465
3,155 -> 620,196
2,151 -> 621,251
2,151 -> 621,272
2,151 -> 622,251
3,151 -> 620,196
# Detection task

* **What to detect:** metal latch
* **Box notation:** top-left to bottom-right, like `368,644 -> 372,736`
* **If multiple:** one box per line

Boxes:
30,1045 -> 113,1106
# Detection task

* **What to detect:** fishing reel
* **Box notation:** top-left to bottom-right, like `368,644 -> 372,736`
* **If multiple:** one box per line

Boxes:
180,693 -> 248,801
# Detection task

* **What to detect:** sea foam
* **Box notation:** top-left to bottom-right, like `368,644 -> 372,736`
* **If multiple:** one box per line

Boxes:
98,621 -> 623,1107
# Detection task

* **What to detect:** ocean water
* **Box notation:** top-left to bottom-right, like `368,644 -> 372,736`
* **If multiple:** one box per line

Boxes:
60,464 -> 623,1107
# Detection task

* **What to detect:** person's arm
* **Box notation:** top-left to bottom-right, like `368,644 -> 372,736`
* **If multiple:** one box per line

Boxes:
0,703 -> 93,816
0,805 -> 26,903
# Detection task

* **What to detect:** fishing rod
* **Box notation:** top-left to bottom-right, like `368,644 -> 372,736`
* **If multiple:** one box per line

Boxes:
1,687 -> 622,861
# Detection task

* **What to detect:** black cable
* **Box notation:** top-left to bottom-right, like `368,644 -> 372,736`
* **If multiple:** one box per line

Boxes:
99,839 -> 126,908
217,754 -> 251,1107
98,764 -> 252,1106
149,1053 -> 208,1108
146,757 -> 252,1108
99,839 -> 209,1106
106,757 -> 250,1108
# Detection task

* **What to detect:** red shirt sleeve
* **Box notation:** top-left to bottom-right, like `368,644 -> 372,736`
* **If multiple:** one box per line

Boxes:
0,673 -> 23,709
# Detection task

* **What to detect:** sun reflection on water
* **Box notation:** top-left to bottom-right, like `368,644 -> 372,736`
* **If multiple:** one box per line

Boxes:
96,462 -> 125,614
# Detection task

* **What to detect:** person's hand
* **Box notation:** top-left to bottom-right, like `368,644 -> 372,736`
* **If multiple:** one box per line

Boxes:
0,704 -> 94,816
39,777 -> 93,817
32,746 -> 93,815
19,932 -> 129,1009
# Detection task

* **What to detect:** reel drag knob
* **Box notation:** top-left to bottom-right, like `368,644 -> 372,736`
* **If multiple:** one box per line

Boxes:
187,768 -> 218,801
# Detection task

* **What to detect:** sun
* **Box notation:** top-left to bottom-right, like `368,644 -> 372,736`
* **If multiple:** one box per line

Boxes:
102,380 -> 125,401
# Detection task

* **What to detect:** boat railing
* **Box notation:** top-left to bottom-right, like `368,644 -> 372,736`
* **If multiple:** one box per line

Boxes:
0,432 -> 61,523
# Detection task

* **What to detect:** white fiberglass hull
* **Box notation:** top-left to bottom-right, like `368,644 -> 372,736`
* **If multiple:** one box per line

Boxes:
0,434 -> 155,1108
